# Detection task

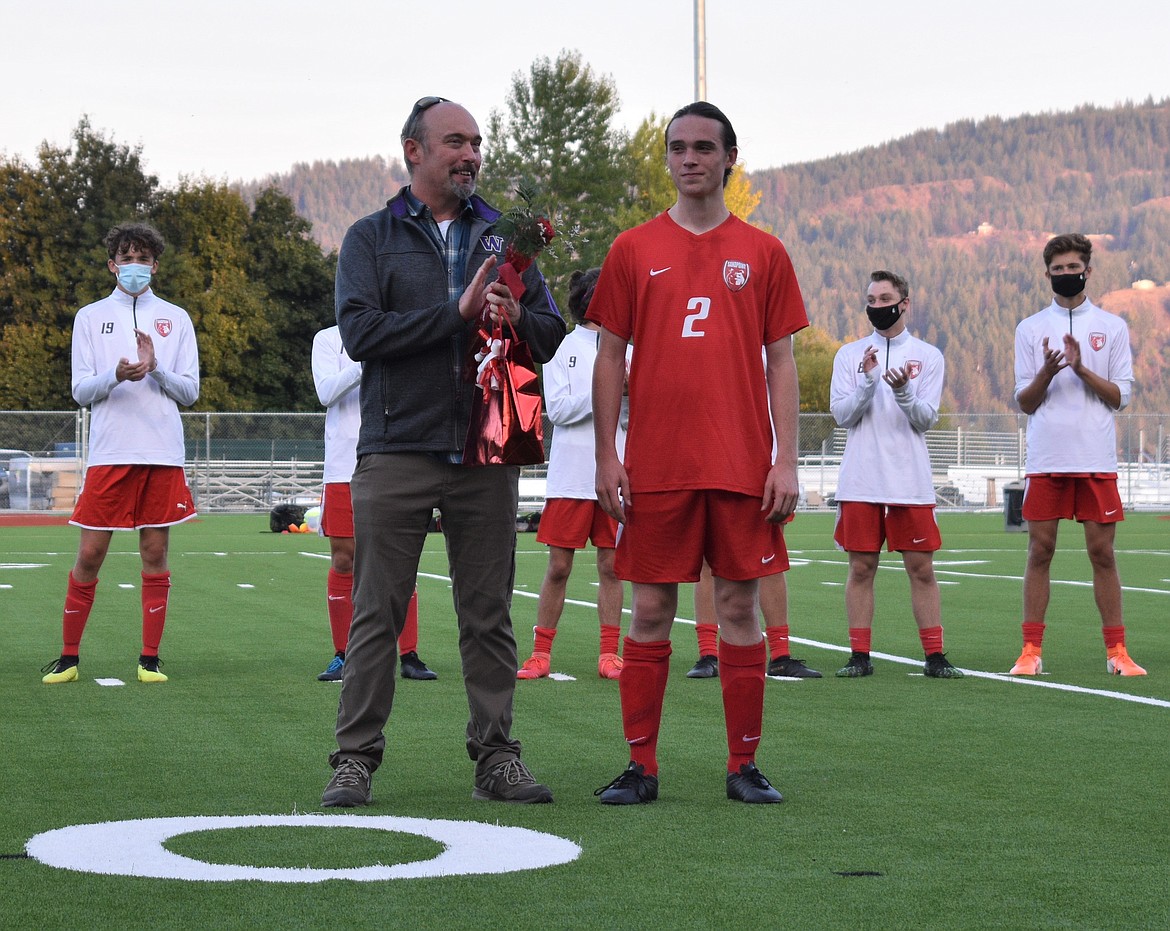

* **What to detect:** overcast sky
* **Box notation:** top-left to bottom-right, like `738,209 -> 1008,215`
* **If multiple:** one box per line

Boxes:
2,0 -> 1166,185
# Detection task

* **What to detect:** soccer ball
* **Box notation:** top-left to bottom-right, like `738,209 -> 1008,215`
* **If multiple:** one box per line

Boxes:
305,506 -> 322,533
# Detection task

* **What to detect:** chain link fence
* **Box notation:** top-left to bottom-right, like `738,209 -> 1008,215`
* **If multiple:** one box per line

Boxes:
2,409 -> 1168,513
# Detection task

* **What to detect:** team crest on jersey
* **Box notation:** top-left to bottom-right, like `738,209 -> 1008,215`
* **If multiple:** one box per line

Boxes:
1089,332 -> 1106,351
480,234 -> 504,254
906,360 -> 922,378
723,260 -> 750,292
155,319 -> 172,338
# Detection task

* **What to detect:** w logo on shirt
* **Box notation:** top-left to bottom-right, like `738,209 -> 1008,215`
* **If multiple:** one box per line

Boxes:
480,235 -> 504,254
155,319 -> 173,337
1090,332 -> 1106,351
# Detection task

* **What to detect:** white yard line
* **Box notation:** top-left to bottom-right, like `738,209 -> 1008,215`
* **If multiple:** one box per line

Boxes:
415,569 -> 1168,709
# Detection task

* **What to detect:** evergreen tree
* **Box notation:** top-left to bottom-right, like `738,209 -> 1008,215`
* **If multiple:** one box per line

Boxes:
480,50 -> 627,299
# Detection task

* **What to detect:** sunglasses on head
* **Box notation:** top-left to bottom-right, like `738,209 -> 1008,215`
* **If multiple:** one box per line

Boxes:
402,96 -> 451,138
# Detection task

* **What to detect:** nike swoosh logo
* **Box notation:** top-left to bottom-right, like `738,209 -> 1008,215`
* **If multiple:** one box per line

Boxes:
913,537 -> 927,544
761,554 -> 776,565
65,609 -> 80,615
149,605 -> 165,614
649,267 -> 672,277
328,595 -> 346,602
1105,509 -> 1118,516
742,735 -> 761,744
626,736 -> 650,746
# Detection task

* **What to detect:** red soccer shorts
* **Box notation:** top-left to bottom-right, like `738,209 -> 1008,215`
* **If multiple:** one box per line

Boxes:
1022,474 -> 1123,523
536,498 -> 619,550
614,488 -> 788,584
833,501 -> 940,553
320,482 -> 355,538
70,465 -> 196,530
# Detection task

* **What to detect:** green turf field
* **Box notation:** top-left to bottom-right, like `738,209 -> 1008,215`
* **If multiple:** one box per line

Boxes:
2,512 -> 1168,928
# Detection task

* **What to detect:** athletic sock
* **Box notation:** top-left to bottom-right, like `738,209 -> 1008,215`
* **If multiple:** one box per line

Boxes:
695,622 -> 718,657
848,627 -> 872,654
619,638 -> 672,777
765,624 -> 790,661
140,571 -> 171,656
1102,625 -> 1126,651
599,623 -> 620,656
531,625 -> 557,657
62,572 -> 98,654
1021,621 -> 1046,650
919,625 -> 944,656
326,569 -> 353,653
719,639 -> 767,772
399,588 -> 420,656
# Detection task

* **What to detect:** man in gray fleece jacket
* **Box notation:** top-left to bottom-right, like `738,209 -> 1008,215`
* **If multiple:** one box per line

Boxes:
322,97 -> 566,807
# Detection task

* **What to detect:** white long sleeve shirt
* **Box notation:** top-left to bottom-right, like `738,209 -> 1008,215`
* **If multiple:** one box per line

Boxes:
72,288 -> 199,467
830,329 -> 943,505
1014,299 -> 1132,474
543,325 -> 629,500
312,326 -> 362,484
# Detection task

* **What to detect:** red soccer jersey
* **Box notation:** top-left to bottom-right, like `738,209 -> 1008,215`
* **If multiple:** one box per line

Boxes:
587,212 -> 808,495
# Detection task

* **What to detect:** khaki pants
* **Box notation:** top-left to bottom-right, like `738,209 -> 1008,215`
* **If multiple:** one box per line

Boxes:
330,452 -> 522,778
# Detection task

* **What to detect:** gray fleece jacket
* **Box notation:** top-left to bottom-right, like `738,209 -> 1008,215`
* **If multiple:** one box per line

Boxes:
336,187 -> 566,458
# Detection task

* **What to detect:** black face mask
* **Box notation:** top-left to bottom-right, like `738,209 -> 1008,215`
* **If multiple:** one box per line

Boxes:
1050,273 -> 1086,299
866,300 -> 903,331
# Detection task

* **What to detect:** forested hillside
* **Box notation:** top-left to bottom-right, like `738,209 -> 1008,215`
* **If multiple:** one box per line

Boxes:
262,99 -> 1170,414
754,99 -> 1170,413
237,156 -> 410,256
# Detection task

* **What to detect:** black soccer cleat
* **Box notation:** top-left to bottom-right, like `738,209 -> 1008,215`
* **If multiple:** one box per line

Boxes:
835,651 -> 874,678
686,654 -> 719,679
767,655 -> 823,678
595,761 -> 659,805
923,652 -> 964,678
727,762 -> 784,803
400,651 -> 438,680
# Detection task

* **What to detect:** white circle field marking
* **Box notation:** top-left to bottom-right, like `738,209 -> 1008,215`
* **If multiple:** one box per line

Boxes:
26,815 -> 581,883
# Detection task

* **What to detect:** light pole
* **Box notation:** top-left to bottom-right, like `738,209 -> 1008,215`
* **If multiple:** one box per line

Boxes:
694,0 -> 706,101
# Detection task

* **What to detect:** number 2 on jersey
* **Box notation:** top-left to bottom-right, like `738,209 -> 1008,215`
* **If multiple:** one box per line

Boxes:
682,297 -> 711,338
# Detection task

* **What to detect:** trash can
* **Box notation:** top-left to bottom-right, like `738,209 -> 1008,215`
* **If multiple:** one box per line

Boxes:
1003,480 -> 1026,532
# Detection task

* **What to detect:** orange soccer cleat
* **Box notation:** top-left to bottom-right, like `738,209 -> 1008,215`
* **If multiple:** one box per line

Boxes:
516,652 -> 550,680
598,652 -> 623,680
1009,645 -> 1043,676
1106,645 -> 1147,677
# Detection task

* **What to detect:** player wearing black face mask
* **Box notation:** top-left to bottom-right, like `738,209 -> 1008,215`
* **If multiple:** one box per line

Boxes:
828,270 -> 962,680
1049,271 -> 1086,299
1010,233 -> 1144,678
865,296 -> 904,332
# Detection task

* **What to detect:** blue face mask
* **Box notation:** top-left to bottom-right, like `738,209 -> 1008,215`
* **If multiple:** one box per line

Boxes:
116,263 -> 152,295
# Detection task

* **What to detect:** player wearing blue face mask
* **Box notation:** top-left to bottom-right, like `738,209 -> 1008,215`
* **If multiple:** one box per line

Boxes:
42,222 -> 200,686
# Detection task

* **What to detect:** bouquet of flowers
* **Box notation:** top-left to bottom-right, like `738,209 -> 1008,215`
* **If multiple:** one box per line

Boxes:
464,184 -> 556,466
470,183 -> 556,390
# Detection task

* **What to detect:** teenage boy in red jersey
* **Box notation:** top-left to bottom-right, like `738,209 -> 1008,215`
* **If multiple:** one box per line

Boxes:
1010,233 -> 1144,676
589,102 -> 807,805
42,223 -> 199,684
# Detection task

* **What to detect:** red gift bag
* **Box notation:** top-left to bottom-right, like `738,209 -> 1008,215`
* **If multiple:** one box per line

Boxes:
463,317 -> 545,467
